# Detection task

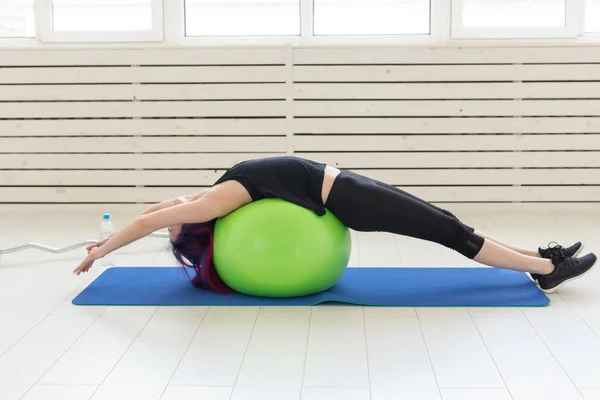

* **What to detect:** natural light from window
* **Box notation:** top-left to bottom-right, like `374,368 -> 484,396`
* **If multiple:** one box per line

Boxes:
462,0 -> 566,28
1,0 -> 600,39
0,0 -> 34,38
585,0 -> 600,32
314,0 -> 430,35
52,0 -> 153,31
185,0 -> 300,36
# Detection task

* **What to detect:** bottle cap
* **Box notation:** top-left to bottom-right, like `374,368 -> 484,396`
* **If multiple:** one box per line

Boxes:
103,213 -> 111,220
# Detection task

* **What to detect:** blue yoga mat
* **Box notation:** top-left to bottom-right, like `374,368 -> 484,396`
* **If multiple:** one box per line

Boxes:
72,267 -> 549,307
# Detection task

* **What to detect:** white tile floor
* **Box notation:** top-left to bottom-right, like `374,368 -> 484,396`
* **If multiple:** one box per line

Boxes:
0,204 -> 599,400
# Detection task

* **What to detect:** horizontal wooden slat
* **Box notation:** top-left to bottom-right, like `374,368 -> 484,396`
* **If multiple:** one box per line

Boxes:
0,66 -> 286,84
2,186 -> 599,203
294,65 -> 600,82
0,119 -> 286,137
354,169 -> 600,186
12,99 -> 597,119
1,170 -> 221,186
2,152 -> 598,170
5,64 -> 597,85
299,152 -> 600,168
295,134 -> 600,151
0,187 -> 206,203
402,186 -> 600,202
293,117 -> 600,134
2,47 -> 598,68
0,101 -> 286,118
0,48 -> 286,66
2,137 -> 286,153
4,117 -> 596,138
294,100 -> 600,117
0,83 -> 287,101
3,169 -> 599,186
0,170 -> 220,186
293,46 -> 600,65
294,82 -> 600,100
0,153 -> 286,169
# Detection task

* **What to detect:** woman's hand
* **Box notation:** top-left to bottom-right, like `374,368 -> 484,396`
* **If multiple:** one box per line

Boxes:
172,196 -> 189,206
73,250 -> 99,275
86,237 -> 111,254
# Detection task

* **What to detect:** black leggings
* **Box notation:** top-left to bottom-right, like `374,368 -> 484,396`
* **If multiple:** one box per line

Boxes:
324,170 -> 485,259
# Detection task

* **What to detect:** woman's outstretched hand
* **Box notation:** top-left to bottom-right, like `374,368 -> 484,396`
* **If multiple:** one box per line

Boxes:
73,250 -> 99,275
72,192 -> 213,276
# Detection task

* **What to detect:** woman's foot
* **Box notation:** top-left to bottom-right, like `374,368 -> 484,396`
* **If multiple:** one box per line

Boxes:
531,242 -> 584,281
537,253 -> 597,293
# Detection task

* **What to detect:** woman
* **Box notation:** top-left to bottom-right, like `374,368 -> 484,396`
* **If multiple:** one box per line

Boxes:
75,156 -> 596,294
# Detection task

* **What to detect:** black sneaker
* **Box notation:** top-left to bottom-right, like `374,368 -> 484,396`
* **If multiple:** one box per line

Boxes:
539,241 -> 583,260
537,253 -> 597,293
531,242 -> 584,281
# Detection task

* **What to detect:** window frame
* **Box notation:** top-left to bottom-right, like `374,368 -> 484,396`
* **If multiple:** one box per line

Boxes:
1,0 -> 599,47
450,0 -> 585,39
164,0 -> 446,45
34,0 -> 164,43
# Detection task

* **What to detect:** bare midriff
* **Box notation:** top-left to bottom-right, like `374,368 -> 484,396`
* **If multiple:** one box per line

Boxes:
321,165 -> 341,205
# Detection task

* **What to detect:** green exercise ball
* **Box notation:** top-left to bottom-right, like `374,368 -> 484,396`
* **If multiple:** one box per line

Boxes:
213,198 -> 351,298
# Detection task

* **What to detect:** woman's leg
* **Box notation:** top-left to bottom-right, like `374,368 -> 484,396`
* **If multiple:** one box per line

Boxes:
369,178 -> 545,258
473,239 -> 553,274
370,178 -> 588,261
474,231 -> 583,262
473,231 -> 540,258
326,171 -> 555,275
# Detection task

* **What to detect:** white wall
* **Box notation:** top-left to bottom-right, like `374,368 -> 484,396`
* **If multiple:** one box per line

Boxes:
1,45 -> 599,204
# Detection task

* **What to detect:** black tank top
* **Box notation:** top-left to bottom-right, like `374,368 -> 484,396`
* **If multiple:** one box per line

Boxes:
213,156 -> 328,216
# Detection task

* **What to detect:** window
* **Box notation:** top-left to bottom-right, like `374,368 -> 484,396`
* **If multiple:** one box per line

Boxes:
313,0 -> 430,36
0,0 -> 35,38
35,0 -> 164,42
585,0 -> 600,32
462,0 -> 565,28
51,0 -> 153,32
451,0 -> 579,38
2,0 -> 600,44
185,0 -> 300,36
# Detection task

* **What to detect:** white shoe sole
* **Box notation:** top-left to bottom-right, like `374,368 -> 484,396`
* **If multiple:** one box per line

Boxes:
541,255 -> 596,294
573,243 -> 585,258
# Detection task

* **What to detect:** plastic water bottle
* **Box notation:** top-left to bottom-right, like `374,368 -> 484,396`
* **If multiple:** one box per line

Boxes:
99,213 -> 116,267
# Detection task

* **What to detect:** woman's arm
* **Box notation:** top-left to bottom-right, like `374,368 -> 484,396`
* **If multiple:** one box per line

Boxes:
85,189 -> 211,253
139,189 -> 210,216
73,182 -> 251,275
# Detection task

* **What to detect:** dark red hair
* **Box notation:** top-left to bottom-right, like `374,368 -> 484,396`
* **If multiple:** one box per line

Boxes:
170,221 -> 235,294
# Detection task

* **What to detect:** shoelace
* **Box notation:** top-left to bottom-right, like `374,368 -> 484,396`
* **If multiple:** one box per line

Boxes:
543,242 -> 567,259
